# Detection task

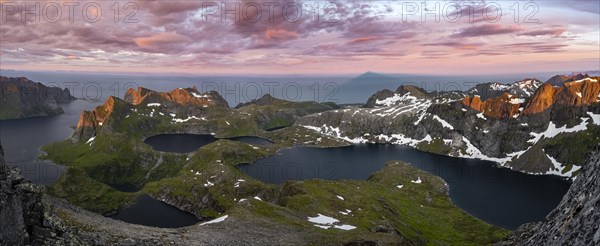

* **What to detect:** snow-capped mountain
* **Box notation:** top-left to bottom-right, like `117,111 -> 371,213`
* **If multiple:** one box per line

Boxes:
298,76 -> 600,179
467,79 -> 542,100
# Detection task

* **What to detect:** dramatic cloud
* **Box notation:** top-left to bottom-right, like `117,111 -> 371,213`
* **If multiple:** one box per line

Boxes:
0,0 -> 597,74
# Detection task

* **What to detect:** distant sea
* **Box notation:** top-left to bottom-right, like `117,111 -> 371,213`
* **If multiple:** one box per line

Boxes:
0,70 -> 565,105
0,69 -> 573,184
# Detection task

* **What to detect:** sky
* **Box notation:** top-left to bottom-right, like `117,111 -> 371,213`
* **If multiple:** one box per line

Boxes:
0,0 -> 599,75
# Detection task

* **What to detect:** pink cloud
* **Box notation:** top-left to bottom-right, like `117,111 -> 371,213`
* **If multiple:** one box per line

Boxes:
264,28 -> 298,41
347,37 -> 378,45
519,26 -> 566,37
450,24 -> 522,38
134,32 -> 192,48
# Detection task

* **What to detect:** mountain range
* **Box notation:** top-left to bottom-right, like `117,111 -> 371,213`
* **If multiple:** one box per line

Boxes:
2,73 -> 599,244
298,74 -> 600,178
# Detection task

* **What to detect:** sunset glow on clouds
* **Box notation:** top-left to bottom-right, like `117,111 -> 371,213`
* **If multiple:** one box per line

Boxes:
0,0 -> 598,75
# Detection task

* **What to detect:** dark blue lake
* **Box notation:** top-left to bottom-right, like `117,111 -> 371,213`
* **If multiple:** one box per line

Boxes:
144,134 -> 272,153
238,144 -> 571,230
109,195 -> 200,228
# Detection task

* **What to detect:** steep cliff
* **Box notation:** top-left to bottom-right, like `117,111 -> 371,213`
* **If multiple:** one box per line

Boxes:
72,96 -> 127,141
522,83 -> 559,115
500,146 -> 600,245
523,78 -> 599,115
462,93 -> 522,118
462,77 -> 599,118
0,144 -> 83,244
125,87 -> 229,108
0,143 -> 44,244
0,76 -> 75,120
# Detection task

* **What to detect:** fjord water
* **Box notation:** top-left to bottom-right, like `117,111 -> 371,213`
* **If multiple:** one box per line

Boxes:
0,99 -> 99,184
238,144 -> 571,230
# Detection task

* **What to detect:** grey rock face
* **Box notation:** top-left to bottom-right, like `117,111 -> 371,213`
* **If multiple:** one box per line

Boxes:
466,79 -> 541,100
500,146 -> 600,245
0,143 -> 84,245
364,89 -> 395,108
0,143 -> 28,245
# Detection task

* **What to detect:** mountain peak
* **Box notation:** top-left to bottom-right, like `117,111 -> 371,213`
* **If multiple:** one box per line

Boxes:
395,85 -> 429,98
546,73 -> 590,86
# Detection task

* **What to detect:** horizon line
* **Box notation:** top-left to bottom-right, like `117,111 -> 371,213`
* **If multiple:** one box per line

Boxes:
2,68 -> 599,78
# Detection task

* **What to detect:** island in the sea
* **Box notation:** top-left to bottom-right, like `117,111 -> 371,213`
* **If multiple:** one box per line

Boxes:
0,76 -> 75,120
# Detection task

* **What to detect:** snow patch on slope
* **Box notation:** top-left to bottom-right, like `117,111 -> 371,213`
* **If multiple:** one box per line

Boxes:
528,119 -> 590,144
433,115 -> 454,130
545,152 -> 581,177
307,214 -> 356,231
200,215 -> 228,225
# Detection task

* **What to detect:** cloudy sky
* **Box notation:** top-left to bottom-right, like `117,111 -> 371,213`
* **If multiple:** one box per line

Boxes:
0,0 -> 598,75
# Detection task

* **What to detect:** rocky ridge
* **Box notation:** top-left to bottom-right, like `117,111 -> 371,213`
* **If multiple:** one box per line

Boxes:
466,78 -> 542,101
73,87 -> 339,142
296,75 -> 600,178
124,86 -> 229,108
0,143 -> 85,245
0,76 -> 75,120
500,145 -> 600,245
546,73 -> 590,86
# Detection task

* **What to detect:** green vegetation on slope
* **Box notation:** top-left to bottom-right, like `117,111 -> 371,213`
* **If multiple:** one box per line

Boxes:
48,167 -> 137,214
544,125 -> 600,171
41,90 -> 509,244
228,161 -> 509,245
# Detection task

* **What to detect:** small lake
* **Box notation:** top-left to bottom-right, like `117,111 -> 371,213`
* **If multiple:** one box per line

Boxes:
238,144 -> 571,230
110,195 -> 200,228
144,134 -> 272,153
144,134 -> 218,153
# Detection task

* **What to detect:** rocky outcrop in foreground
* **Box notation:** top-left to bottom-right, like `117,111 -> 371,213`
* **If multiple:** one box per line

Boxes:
0,142 -> 313,245
0,143 -> 83,244
500,146 -> 600,245
0,76 -> 75,120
